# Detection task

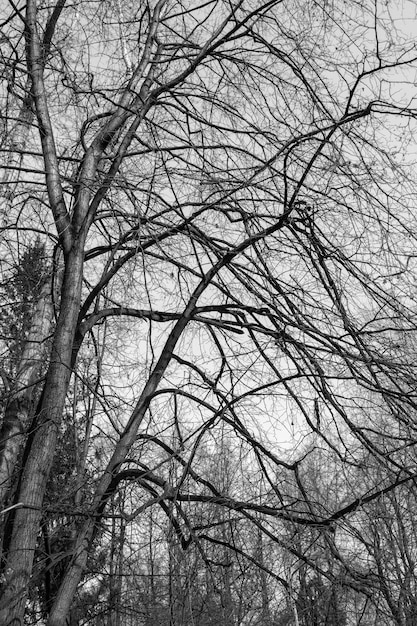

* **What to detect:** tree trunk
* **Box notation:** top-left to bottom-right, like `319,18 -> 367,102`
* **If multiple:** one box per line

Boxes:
0,80 -> 33,212
257,531 -> 273,626
0,249 -> 84,624
107,500 -> 125,626
0,278 -> 53,512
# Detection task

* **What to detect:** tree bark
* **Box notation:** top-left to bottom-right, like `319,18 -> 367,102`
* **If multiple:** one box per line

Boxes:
0,278 -> 53,512
0,249 -> 84,623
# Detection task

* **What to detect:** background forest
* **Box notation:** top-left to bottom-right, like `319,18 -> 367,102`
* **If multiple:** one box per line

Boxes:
2,0 -> 417,624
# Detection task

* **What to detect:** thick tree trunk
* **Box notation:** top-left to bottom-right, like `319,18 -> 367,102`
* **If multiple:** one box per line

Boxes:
0,279 -> 53,511
0,79 -> 41,523
0,249 -> 84,624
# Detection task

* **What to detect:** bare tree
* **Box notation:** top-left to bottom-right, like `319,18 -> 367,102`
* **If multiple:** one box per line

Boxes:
1,0 -> 417,623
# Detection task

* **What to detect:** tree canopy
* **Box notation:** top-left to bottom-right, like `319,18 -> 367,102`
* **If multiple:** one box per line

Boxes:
1,0 -> 417,624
